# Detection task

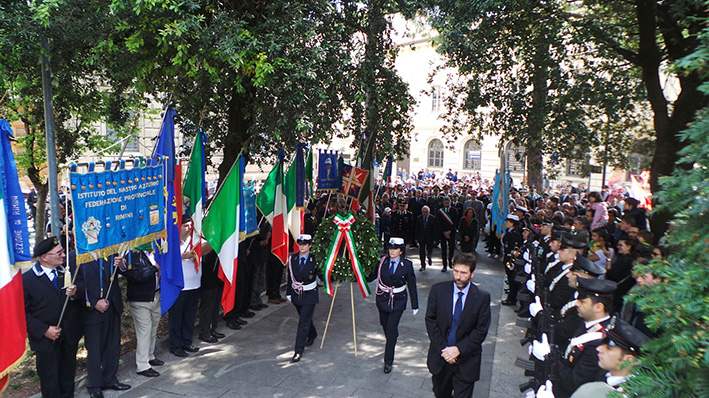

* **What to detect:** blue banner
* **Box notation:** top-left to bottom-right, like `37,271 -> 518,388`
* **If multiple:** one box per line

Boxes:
242,172 -> 259,240
382,155 -> 393,183
0,120 -> 31,265
293,143 -> 306,208
491,169 -> 511,237
70,161 -> 165,264
317,150 -> 339,190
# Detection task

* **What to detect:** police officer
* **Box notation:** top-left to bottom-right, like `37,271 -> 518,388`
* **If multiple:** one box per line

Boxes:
287,234 -> 319,363
375,237 -> 419,373
23,237 -> 79,398
390,198 -> 414,246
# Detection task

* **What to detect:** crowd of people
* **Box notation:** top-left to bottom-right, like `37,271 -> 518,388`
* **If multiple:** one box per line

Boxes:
23,166 -> 664,398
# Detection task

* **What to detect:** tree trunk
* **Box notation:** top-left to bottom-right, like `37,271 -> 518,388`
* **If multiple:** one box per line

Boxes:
526,38 -> 549,192
219,85 -> 254,185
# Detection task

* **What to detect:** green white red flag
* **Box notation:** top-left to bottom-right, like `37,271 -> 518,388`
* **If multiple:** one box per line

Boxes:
183,132 -> 207,271
256,151 -> 289,264
203,156 -> 246,314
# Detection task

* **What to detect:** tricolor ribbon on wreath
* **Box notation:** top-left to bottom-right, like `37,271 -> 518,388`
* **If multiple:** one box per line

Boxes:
323,213 -> 372,298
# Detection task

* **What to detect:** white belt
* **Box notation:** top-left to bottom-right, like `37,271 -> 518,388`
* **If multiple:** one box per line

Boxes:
301,281 -> 317,291
378,283 -> 406,293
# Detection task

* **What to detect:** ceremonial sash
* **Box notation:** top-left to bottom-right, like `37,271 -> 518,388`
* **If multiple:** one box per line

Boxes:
565,323 -> 606,359
438,208 -> 454,226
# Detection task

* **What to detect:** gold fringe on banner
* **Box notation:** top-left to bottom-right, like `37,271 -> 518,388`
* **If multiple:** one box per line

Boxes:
75,231 -> 165,265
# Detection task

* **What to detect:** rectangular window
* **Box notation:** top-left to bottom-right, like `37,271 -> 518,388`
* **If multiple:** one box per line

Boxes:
431,86 -> 442,113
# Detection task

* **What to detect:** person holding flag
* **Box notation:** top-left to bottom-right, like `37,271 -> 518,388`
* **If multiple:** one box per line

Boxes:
286,234 -> 319,363
23,238 -> 79,398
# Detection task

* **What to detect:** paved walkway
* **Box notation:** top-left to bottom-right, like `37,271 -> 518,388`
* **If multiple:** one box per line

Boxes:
64,245 -> 528,398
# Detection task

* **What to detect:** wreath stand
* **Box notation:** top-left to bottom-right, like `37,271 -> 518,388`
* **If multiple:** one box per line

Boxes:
319,281 -> 359,356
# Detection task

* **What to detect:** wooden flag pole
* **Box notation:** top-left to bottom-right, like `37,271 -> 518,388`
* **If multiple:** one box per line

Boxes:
320,281 -> 340,349
351,281 -> 357,357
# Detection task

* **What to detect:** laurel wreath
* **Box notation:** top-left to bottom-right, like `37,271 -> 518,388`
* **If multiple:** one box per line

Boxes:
312,211 -> 381,282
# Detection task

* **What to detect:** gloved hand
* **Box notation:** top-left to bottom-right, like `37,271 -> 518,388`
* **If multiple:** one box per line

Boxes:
531,333 -> 551,361
529,296 -> 543,317
524,388 -> 536,398
412,309 -> 419,316
286,295 -> 292,302
526,274 -> 536,292
524,261 -> 532,275
536,380 -> 555,398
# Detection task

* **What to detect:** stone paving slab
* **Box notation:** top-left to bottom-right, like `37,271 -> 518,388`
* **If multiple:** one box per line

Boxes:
53,244 -> 529,398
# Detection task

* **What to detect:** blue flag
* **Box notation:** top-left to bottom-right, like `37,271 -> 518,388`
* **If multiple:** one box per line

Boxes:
152,108 -> 184,315
382,155 -> 393,183
0,120 -> 31,265
491,169 -> 511,237
241,180 -> 258,239
317,150 -> 339,190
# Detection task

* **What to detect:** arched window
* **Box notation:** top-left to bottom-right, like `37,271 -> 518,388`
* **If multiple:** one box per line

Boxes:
428,139 -> 444,167
463,140 -> 482,170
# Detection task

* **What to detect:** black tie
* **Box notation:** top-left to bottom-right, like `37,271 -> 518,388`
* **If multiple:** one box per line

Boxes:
448,292 -> 464,346
390,261 -> 396,275
300,257 -> 306,272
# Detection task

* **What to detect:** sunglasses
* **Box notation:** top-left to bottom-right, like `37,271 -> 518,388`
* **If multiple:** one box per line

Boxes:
47,250 -> 65,256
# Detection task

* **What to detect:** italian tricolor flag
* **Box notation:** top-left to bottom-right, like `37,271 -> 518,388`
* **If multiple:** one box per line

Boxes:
256,153 -> 289,265
203,156 -> 246,314
183,132 -> 206,271
0,187 -> 27,391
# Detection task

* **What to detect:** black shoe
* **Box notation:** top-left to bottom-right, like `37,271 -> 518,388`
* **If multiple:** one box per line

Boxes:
212,331 -> 226,339
249,305 -> 263,311
234,318 -> 248,325
383,364 -> 392,374
291,353 -> 302,363
89,392 -> 104,398
226,321 -> 242,330
441,267 -> 447,272
102,382 -> 131,391
137,368 -> 160,377
199,334 -> 218,343
419,266 -> 425,271
501,299 -> 517,306
183,344 -> 200,353
170,348 -> 188,357
258,303 -> 268,309
241,311 -> 255,318
428,259 -> 432,266
149,358 -> 164,366
306,337 -> 315,346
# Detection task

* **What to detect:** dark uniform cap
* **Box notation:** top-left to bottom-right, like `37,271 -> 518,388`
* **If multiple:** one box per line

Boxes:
560,231 -> 589,249
398,198 -> 408,206
34,237 -> 60,258
573,255 -> 607,276
576,277 -> 616,298
603,316 -> 651,355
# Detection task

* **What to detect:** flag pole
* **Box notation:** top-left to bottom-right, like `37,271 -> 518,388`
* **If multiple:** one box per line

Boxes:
350,282 -> 357,357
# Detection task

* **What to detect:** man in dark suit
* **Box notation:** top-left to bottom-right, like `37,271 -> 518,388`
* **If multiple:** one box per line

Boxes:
426,253 -> 491,398
23,237 -> 80,398
286,234 -> 319,363
415,205 -> 438,271
75,252 -> 130,397
375,237 -> 419,373
437,197 -> 459,272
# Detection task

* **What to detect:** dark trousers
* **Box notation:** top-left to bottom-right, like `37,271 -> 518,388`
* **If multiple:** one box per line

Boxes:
432,363 -> 476,398
504,264 -> 520,303
440,235 -> 456,268
34,340 -> 76,398
378,309 -> 404,365
232,260 -> 253,316
84,311 -> 121,392
293,303 -> 317,354
168,289 -> 199,350
419,240 -> 434,269
266,256 -> 284,300
198,284 -> 223,336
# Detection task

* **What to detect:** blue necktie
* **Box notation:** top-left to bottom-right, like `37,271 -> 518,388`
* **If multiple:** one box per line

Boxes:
390,261 -> 396,275
300,257 -> 306,272
51,269 -> 59,289
448,292 -> 464,346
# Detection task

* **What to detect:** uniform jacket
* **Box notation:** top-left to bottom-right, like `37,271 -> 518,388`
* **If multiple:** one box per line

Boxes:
555,318 -> 611,398
375,256 -> 418,313
23,263 -> 76,352
121,250 -> 159,302
426,281 -> 491,382
502,228 -> 523,263
286,252 -> 319,306
390,210 -> 414,242
415,214 -> 439,243
73,253 -> 123,326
